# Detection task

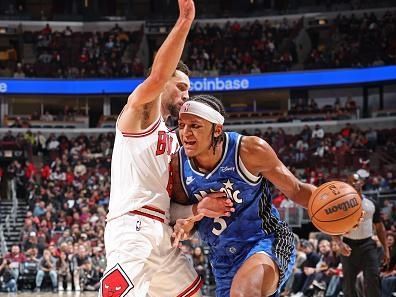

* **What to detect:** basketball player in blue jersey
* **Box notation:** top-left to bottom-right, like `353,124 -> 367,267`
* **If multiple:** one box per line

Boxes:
170,95 -> 317,297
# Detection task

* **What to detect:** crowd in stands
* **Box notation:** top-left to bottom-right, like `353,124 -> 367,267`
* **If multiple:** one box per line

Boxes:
0,9 -> 394,79
0,23 -> 144,79
278,227 -> 396,297
0,0 -> 392,21
305,11 -> 396,69
186,19 -> 299,76
240,123 -> 396,184
5,108 -> 85,128
289,97 -> 357,118
0,123 -> 395,294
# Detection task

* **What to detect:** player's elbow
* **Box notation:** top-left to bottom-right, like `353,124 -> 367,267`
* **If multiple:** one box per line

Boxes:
146,72 -> 168,88
127,74 -> 167,108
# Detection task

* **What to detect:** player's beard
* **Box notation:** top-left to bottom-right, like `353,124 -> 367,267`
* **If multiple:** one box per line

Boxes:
168,103 -> 180,118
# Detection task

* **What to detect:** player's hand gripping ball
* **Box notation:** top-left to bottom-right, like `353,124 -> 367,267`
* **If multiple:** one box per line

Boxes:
308,181 -> 362,235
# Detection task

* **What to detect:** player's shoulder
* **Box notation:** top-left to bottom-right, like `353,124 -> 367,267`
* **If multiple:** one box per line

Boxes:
118,100 -> 160,133
240,135 -> 271,155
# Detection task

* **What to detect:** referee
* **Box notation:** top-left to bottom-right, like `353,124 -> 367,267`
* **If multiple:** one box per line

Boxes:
332,173 -> 390,297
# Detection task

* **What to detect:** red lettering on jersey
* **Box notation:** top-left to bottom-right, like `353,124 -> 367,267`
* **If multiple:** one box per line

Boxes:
156,131 -> 167,155
166,135 -> 173,155
156,131 -> 174,156
101,265 -> 133,297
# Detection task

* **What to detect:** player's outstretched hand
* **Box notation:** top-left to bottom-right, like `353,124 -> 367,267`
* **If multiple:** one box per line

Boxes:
178,0 -> 195,21
172,213 -> 204,247
197,192 -> 235,218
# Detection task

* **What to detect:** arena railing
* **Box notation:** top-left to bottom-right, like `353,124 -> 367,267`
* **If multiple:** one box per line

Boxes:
0,224 -> 7,256
2,115 -> 394,138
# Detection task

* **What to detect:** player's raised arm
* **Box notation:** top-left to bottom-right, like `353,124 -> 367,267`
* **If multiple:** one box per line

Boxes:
119,0 -> 195,131
240,136 -> 316,208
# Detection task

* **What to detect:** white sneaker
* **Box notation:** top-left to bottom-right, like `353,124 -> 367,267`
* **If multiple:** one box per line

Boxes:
66,284 -> 72,291
58,285 -> 64,291
75,285 -> 81,291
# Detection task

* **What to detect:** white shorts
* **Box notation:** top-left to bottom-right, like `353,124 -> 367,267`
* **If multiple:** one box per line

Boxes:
100,211 -> 202,297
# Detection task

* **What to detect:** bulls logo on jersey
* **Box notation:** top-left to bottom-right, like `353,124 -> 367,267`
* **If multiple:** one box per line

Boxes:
101,264 -> 134,297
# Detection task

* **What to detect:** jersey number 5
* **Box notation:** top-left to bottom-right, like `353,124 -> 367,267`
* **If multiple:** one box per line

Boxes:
212,218 -> 227,236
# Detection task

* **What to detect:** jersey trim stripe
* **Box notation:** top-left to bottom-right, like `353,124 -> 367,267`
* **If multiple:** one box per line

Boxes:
235,135 -> 262,185
129,210 -> 165,223
176,275 -> 203,297
121,118 -> 161,138
142,205 -> 166,215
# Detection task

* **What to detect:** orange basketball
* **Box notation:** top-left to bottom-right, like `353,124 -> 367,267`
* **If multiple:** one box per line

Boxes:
308,181 -> 362,235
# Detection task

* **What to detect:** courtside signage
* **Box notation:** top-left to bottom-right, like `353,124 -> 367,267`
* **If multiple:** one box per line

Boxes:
0,66 -> 395,95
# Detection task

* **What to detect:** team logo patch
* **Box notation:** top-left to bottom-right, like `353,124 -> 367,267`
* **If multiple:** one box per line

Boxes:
100,264 -> 134,297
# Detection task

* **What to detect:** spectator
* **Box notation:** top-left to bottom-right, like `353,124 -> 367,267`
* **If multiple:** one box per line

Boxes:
81,260 -> 101,291
312,124 -> 325,145
20,248 -> 39,287
324,239 -> 343,297
4,245 -> 26,281
13,63 -> 26,78
23,231 -> 38,252
0,259 -> 17,292
91,246 -> 106,275
57,251 -> 72,291
41,111 -> 54,122
381,233 -> 396,297
35,249 -> 58,293
33,201 -> 46,217
71,245 -> 91,291
192,246 -> 206,280
2,130 -> 15,141
63,26 -> 73,36
46,134 -> 60,151
74,160 -> 87,177
35,131 -> 47,155
291,239 -> 321,296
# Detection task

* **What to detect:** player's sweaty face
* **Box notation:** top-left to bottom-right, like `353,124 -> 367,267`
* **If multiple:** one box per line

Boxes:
163,70 -> 190,117
178,113 -> 213,157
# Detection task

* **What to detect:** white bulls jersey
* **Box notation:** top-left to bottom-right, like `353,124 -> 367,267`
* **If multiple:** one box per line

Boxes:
106,117 -> 178,221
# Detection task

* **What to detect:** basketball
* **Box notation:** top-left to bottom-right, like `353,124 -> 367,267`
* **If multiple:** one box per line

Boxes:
308,181 -> 363,235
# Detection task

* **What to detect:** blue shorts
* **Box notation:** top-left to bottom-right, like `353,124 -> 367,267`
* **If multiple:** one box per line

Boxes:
210,235 -> 296,297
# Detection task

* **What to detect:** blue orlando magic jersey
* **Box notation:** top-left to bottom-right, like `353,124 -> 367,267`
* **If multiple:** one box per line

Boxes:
179,132 -> 295,284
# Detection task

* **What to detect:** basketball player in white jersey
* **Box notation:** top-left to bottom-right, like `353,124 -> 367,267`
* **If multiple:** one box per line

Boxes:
99,1 -> 234,297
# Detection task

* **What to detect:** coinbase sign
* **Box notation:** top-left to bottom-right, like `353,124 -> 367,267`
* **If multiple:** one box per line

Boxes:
0,66 -> 395,95
190,78 -> 249,92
